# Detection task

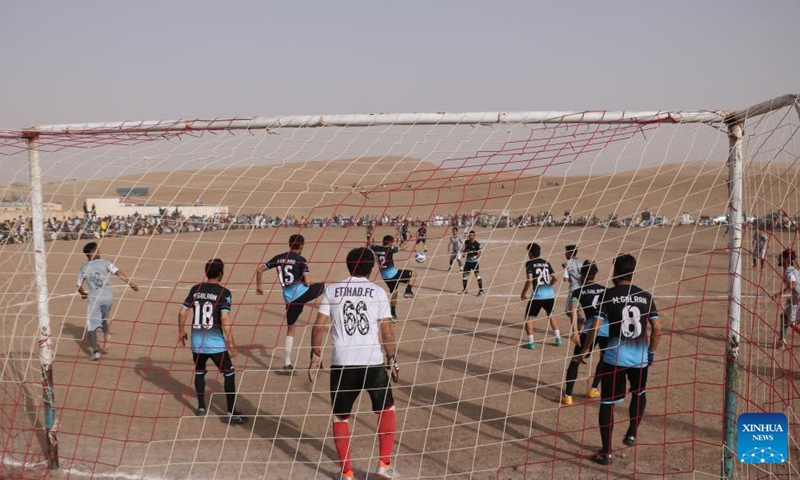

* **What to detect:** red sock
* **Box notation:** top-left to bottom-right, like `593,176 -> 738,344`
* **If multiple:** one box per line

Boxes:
332,419 -> 352,473
377,407 -> 396,465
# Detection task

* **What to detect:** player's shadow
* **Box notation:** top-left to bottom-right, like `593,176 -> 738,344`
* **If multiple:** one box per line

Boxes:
239,343 -> 273,371
410,384 -> 584,451
414,349 -> 544,399
60,321 -> 91,356
249,408 -> 339,470
133,356 -> 195,411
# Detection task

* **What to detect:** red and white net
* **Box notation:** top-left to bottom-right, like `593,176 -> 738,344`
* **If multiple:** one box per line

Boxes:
0,108 -> 798,479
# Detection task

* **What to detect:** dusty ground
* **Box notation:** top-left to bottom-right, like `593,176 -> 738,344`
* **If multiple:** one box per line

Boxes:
2,222 -> 798,479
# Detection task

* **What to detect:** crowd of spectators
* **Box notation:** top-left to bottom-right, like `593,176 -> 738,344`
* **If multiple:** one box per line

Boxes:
2,209 -> 796,246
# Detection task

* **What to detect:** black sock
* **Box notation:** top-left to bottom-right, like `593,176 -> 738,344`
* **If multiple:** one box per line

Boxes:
405,285 -> 412,294
462,279 -> 468,290
195,373 -> 206,409
477,278 -> 483,290
564,361 -> 579,396
87,330 -> 100,353
391,306 -> 397,318
592,361 -> 603,389
224,374 -> 236,413
627,392 -> 647,438
599,404 -> 614,455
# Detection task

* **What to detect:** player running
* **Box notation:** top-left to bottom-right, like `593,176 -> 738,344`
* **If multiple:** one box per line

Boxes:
448,226 -> 465,272
461,230 -> 485,296
255,234 -> 325,375
177,258 -> 246,424
519,242 -> 561,348
561,260 -> 607,405
581,254 -> 662,465
308,247 -> 400,479
371,235 -> 416,322
415,222 -> 428,254
774,248 -> 799,348
77,242 -> 139,361
399,221 -> 411,247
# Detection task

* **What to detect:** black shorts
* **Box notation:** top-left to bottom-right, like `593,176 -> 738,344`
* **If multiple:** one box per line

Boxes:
526,298 -> 554,318
330,365 -> 394,416
286,283 -> 325,326
384,270 -> 413,293
463,261 -> 480,274
415,238 -> 426,244
192,351 -> 234,375
570,334 -> 609,359
598,361 -> 648,404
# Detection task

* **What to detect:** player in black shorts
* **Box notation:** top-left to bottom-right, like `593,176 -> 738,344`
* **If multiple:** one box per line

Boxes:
561,260 -> 606,405
308,247 -> 400,479
178,258 -> 245,424
461,230 -> 484,295
371,235 -> 416,322
581,254 -> 662,465
366,221 -> 375,245
400,220 -> 410,247
415,222 -> 428,253
255,234 -> 325,374
519,242 -> 560,348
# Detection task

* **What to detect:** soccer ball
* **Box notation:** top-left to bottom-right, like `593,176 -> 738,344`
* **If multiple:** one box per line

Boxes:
415,252 -> 426,263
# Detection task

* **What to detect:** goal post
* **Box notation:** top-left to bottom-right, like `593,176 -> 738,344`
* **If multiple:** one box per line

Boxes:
2,94 -> 798,479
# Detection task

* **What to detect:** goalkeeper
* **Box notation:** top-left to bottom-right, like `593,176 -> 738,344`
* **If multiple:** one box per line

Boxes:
308,247 -> 400,479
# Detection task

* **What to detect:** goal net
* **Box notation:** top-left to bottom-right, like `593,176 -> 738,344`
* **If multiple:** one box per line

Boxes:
1,97 -> 799,479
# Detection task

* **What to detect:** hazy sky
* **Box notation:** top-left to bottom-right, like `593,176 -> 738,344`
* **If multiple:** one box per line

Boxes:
1,1 -> 798,129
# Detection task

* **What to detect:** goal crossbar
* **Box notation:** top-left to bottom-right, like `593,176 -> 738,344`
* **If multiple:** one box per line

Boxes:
2,94 -> 795,138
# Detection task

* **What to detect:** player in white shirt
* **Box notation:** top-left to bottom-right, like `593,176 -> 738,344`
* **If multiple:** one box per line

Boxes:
308,247 -> 400,479
774,248 -> 800,348
562,245 -> 583,324
77,242 -> 139,360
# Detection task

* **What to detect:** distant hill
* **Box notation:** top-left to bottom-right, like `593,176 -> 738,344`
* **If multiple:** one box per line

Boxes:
11,156 -> 800,221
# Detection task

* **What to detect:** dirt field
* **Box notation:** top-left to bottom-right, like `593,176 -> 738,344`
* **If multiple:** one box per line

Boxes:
2,221 -> 798,479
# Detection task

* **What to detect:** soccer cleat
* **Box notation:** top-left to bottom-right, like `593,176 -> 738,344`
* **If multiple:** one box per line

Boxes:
588,388 -> 601,399
590,451 -> 612,465
375,460 -> 399,479
90,351 -> 101,361
555,337 -> 563,347
560,395 -> 573,406
403,291 -> 415,299
282,364 -> 297,376
521,342 -> 537,350
340,471 -> 355,479
623,435 -> 636,446
196,407 -> 207,416
227,411 -> 247,425
460,290 -> 468,295
391,316 -> 398,323
477,290 -> 485,296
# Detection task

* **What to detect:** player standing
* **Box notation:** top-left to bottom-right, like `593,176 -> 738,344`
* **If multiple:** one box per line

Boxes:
415,222 -> 428,254
177,258 -> 245,424
370,235 -> 416,322
581,254 -> 661,465
308,247 -> 400,479
448,227 -> 465,272
774,248 -> 800,347
461,230 -> 485,296
752,226 -> 768,269
256,234 -> 325,374
400,220 -> 410,248
77,242 -> 139,360
562,245 -> 583,325
366,221 -> 375,245
519,242 -> 561,348
561,261 -> 606,405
